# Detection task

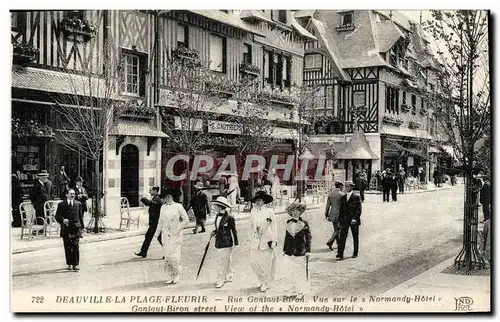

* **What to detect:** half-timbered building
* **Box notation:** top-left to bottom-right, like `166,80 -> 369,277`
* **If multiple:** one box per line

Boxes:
296,10 -> 446,184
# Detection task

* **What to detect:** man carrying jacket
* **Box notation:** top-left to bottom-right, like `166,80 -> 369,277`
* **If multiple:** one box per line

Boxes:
135,186 -> 164,258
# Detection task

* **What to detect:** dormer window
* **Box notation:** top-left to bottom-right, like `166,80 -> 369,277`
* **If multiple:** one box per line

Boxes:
337,11 -> 355,31
342,13 -> 353,26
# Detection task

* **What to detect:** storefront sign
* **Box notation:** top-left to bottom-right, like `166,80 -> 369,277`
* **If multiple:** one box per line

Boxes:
174,117 -> 203,131
208,120 -> 242,134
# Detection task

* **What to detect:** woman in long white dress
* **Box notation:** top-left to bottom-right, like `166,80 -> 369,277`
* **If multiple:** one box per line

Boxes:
249,191 -> 278,292
154,188 -> 189,284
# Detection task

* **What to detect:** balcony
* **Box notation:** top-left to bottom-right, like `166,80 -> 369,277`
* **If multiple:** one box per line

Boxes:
205,74 -> 236,97
239,63 -> 261,77
120,101 -> 156,121
173,46 -> 200,62
408,121 -> 422,129
61,17 -> 98,43
260,87 -> 295,107
12,118 -> 55,139
382,114 -> 404,126
12,41 -> 39,66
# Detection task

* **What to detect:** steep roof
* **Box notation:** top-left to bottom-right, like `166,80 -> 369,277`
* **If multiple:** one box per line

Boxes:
374,10 -> 413,32
375,19 -> 405,53
336,128 -> 379,160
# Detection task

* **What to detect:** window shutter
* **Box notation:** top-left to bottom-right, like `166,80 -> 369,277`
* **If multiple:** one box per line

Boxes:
276,54 -> 283,87
139,55 -> 147,96
286,56 -> 292,87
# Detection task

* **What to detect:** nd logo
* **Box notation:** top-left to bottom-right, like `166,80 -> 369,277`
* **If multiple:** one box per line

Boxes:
454,297 -> 473,311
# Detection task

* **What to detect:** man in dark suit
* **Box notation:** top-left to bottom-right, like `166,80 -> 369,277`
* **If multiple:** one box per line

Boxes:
480,177 -> 491,222
189,181 -> 211,234
325,181 -> 344,250
337,181 -> 362,260
29,170 -> 53,226
135,186 -> 164,258
74,176 -> 88,216
55,188 -> 85,271
11,172 -> 23,227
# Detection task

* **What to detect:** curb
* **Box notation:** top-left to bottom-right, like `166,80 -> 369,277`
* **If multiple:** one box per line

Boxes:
12,203 -> 321,255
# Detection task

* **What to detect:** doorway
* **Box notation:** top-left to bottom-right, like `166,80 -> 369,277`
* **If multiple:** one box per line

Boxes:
121,144 -> 139,207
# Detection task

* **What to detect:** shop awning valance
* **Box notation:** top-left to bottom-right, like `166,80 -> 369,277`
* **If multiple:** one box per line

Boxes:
109,120 -> 168,138
336,129 -> 379,160
385,139 -> 427,159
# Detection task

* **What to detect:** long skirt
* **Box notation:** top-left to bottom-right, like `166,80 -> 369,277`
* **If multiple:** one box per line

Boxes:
214,247 -> 234,283
162,234 -> 183,278
283,255 -> 310,294
250,248 -> 275,285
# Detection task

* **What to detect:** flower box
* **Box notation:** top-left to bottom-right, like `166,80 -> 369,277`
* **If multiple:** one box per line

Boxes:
173,46 -> 200,61
61,17 -> 98,42
419,108 -> 428,116
12,118 -> 55,138
120,106 -> 156,120
409,121 -> 421,129
336,24 -> 355,32
382,115 -> 404,126
12,41 -> 39,66
239,63 -> 260,76
401,103 -> 411,113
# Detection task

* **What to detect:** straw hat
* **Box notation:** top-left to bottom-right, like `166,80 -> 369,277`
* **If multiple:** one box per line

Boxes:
252,191 -> 273,204
37,170 -> 49,177
194,181 -> 204,190
344,181 -> 355,187
212,196 -> 231,209
286,202 -> 307,215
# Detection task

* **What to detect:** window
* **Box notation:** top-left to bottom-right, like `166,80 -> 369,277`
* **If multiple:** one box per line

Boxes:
402,91 -> 407,104
411,94 -> 417,115
326,86 -> 334,108
389,50 -> 397,67
263,49 -> 271,80
272,10 -> 287,23
210,34 -> 226,73
243,44 -> 252,64
421,99 -> 426,114
342,13 -> 353,26
263,50 -> 291,88
177,24 -> 188,48
353,91 -> 365,107
385,86 -> 399,113
64,10 -> 84,20
304,54 -> 322,70
122,53 -> 140,95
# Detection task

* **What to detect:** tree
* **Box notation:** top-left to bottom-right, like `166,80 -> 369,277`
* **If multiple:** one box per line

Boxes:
52,39 -> 126,233
230,76 -> 276,200
424,10 -> 490,271
159,52 -> 232,207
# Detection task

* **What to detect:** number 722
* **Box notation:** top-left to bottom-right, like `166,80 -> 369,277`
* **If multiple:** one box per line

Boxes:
31,296 -> 44,303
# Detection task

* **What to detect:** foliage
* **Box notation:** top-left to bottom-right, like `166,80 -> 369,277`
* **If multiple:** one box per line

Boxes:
12,40 -> 39,56
11,118 -> 55,138
239,63 -> 261,74
61,16 -> 98,35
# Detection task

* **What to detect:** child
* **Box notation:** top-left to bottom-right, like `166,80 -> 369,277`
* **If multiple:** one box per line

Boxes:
283,202 -> 311,294
211,196 -> 238,288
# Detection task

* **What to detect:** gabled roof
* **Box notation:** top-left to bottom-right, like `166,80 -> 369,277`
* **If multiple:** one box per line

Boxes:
239,10 -> 274,24
374,10 -> 413,32
375,19 -> 405,53
294,10 -> 317,19
291,15 -> 317,41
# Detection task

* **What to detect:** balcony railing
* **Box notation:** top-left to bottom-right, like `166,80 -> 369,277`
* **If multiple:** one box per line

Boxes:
12,41 -> 39,66
382,114 -> 404,126
239,63 -> 261,76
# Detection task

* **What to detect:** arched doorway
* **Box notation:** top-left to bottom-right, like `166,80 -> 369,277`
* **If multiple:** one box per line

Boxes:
121,144 -> 139,207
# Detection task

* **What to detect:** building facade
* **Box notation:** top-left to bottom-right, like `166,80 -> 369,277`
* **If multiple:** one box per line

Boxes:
11,10 -> 316,216
296,10 -> 447,184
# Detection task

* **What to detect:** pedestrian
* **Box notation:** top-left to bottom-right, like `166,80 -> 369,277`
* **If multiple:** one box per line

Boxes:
336,181 -> 362,260
390,170 -> 398,201
480,176 -> 491,222
249,191 -> 278,292
11,171 -> 23,227
325,181 -> 344,250
189,181 -> 211,234
270,169 -> 282,201
219,176 -> 228,197
74,177 -> 88,217
227,173 -> 240,207
283,202 -> 311,295
381,169 -> 391,202
357,169 -> 367,202
210,196 -> 238,288
58,166 -> 71,200
29,170 -> 52,227
135,186 -> 164,258
398,168 -> 406,194
375,170 -> 382,191
55,188 -> 85,271
153,188 -> 189,284
433,169 -> 439,187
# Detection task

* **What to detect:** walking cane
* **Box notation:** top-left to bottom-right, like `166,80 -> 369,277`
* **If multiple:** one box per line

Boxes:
196,234 -> 214,280
306,256 -> 309,282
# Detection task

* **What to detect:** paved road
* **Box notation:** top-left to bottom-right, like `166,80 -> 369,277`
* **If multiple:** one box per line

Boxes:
12,187 -> 464,297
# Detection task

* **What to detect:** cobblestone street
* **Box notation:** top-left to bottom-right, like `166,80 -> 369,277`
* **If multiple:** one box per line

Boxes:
12,186 -> 465,297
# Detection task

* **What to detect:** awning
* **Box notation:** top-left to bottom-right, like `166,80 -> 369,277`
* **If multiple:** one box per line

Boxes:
336,129 -> 379,160
380,125 -> 432,140
240,10 -> 274,24
385,139 -> 427,159
109,120 -> 168,138
187,10 -> 264,37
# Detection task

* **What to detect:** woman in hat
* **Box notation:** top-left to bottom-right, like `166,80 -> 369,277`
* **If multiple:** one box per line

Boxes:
74,176 -> 88,216
154,187 -> 189,284
227,173 -> 240,207
210,196 -> 238,288
189,181 -> 211,234
249,191 -> 278,292
283,202 -> 311,294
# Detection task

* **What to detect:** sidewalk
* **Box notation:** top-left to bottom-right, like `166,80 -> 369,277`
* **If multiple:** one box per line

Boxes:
11,196 -> 321,255
371,255 -> 491,312
365,182 -> 462,195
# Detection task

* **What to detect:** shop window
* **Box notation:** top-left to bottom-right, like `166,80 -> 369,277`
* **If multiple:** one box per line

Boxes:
243,43 -> 252,64
304,54 -> 322,70
121,50 -> 147,96
177,23 -> 189,48
210,34 -> 226,73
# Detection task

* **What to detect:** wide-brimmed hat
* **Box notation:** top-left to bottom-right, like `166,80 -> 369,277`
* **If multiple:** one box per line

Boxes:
286,202 -> 307,215
252,191 -> 273,204
344,181 -> 355,187
75,176 -> 83,182
194,181 -> 204,190
212,196 -> 231,209
37,170 -> 49,177
161,187 -> 178,198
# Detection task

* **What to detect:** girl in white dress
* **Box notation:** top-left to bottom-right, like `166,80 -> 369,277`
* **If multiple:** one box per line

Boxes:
154,188 -> 189,284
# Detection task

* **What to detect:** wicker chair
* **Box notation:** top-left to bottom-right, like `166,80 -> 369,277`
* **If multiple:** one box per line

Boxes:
43,200 -> 62,238
19,202 -> 45,240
